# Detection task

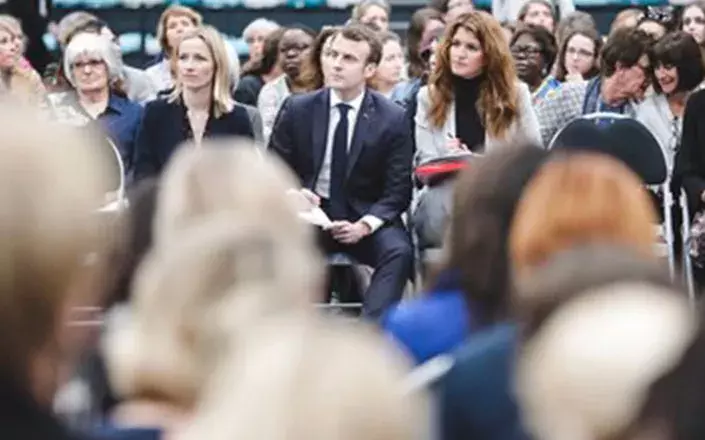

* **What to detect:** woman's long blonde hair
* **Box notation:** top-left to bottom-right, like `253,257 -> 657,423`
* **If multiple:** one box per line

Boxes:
169,26 -> 235,118
429,11 -> 519,139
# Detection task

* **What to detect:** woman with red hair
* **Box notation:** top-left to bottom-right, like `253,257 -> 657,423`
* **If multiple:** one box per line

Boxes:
510,152 -> 659,276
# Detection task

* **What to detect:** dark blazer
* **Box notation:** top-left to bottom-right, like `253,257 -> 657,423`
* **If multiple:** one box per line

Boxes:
133,97 -> 255,181
439,323 -> 530,440
675,88 -> 705,214
268,88 -> 413,223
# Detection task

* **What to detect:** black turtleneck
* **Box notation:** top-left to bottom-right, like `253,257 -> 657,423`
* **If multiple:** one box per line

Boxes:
453,75 -> 485,153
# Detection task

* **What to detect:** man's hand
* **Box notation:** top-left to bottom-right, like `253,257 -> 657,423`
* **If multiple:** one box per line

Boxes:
328,220 -> 371,245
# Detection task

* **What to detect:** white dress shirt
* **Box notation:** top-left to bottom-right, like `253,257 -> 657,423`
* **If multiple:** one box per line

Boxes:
315,89 -> 384,233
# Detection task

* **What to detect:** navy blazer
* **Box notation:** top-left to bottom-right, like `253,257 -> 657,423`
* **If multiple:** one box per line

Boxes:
133,97 -> 255,181
268,88 -> 413,223
439,324 -> 530,440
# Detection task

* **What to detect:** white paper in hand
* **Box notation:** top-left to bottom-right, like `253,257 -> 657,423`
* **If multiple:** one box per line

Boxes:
298,206 -> 332,229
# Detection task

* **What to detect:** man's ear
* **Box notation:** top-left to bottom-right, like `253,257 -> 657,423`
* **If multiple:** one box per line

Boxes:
363,63 -> 378,80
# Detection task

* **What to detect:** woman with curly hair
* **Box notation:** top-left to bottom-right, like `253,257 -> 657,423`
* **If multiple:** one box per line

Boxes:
415,11 -> 541,163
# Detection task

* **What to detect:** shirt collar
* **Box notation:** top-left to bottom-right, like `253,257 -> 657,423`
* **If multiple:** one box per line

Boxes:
329,88 -> 365,114
105,93 -> 127,115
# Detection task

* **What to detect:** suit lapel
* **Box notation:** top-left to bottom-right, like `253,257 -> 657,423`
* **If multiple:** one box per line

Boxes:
346,91 -> 374,180
312,89 -> 330,180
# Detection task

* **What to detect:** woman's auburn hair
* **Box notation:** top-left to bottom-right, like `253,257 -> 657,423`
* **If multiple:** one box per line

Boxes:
169,26 -> 235,118
510,153 -> 659,274
429,11 -> 519,139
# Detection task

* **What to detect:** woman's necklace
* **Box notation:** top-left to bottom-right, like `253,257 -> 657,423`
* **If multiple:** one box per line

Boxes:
187,108 -> 209,146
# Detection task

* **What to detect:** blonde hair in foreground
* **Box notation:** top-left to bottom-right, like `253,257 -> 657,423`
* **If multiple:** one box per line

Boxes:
179,316 -> 429,440
154,138 -> 304,244
104,216 -> 323,405
0,105 -> 110,386
516,282 -> 696,440
510,153 -> 658,275
169,25 -> 235,118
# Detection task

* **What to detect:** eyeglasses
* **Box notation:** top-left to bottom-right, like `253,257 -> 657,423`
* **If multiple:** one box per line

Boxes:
566,47 -> 594,59
72,59 -> 104,70
511,45 -> 541,57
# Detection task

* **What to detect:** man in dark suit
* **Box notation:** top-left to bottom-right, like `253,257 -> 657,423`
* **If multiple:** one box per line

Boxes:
3,0 -> 53,74
269,24 -> 414,319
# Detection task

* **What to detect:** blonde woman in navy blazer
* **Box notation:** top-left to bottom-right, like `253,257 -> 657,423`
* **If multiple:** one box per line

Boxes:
134,26 -> 254,181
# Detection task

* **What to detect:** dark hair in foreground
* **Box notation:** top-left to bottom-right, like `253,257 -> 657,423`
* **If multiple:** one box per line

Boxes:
441,145 -> 549,328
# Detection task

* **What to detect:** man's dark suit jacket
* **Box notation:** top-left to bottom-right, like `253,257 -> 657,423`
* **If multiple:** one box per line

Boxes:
268,88 -> 413,224
133,97 -> 255,181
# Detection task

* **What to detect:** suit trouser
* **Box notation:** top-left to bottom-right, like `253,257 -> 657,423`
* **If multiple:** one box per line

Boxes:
318,203 -> 413,319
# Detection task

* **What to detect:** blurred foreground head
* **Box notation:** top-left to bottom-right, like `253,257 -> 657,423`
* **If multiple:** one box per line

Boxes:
514,245 -> 705,440
510,152 -> 658,277
180,316 -> 429,440
443,145 -> 548,326
517,280 -> 699,440
104,144 -> 324,408
0,105 -> 111,406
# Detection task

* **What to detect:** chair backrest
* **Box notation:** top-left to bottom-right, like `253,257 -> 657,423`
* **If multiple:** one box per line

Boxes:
97,137 -> 126,213
549,113 -> 667,186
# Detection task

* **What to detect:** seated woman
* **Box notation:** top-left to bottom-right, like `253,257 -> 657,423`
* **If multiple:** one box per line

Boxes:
145,5 -> 202,93
384,146 -> 548,365
351,0 -> 391,32
681,1 -> 705,48
552,27 -> 601,84
0,15 -> 45,106
637,31 -> 704,174
516,0 -> 558,34
133,26 -> 255,181
509,24 -> 558,105
234,27 -> 285,107
257,25 -> 316,144
369,31 -> 405,99
415,11 -> 541,165
51,32 -> 143,179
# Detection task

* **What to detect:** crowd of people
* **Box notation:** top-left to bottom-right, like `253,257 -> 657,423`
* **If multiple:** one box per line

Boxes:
3,0 -> 705,439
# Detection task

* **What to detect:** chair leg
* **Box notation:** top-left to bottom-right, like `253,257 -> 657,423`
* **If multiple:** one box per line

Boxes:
680,191 -> 696,302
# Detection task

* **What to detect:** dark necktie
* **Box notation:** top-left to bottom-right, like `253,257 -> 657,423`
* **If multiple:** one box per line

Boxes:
329,103 -> 351,220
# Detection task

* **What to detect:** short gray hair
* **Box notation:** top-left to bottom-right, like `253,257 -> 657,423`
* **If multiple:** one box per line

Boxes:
63,32 -> 122,89
242,18 -> 280,40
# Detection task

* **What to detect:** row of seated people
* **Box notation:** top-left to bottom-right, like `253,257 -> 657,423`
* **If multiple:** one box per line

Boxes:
4,1 -> 705,317
8,98 -> 705,440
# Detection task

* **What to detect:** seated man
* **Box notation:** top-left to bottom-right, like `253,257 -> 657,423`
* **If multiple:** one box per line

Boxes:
269,24 -> 414,319
535,27 -> 652,145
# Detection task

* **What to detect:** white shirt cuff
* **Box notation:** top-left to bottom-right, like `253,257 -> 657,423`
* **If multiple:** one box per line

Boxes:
360,215 -> 384,234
